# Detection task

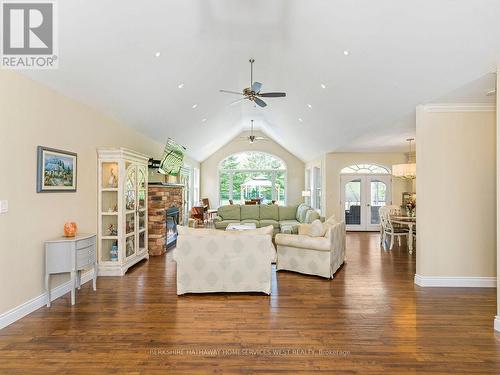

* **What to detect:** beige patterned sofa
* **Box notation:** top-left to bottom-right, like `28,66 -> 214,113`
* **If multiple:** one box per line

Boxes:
275,219 -> 346,279
174,225 -> 276,295
213,203 -> 320,235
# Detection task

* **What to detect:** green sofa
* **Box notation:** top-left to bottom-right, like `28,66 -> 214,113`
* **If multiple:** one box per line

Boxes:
213,203 -> 321,235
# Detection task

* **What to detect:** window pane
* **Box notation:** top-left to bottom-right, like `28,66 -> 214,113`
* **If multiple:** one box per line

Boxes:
276,171 -> 286,205
370,180 -> 387,224
219,171 -> 231,205
219,152 -> 287,206
344,179 -> 361,225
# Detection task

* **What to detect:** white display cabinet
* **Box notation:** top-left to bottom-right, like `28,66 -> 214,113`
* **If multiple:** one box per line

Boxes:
97,148 -> 149,276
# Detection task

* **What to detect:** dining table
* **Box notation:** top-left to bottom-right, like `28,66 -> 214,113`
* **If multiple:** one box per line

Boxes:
391,216 -> 416,254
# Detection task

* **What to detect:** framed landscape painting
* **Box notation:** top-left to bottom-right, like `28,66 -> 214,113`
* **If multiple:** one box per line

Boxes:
37,146 -> 77,192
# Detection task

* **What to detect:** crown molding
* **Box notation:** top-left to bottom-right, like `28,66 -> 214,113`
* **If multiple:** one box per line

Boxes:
420,103 -> 496,113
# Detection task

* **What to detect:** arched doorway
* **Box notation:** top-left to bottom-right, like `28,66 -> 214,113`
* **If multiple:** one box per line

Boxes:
340,164 -> 392,231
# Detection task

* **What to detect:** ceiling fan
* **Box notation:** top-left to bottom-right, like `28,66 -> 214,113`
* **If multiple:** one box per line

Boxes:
239,120 -> 267,144
220,58 -> 286,108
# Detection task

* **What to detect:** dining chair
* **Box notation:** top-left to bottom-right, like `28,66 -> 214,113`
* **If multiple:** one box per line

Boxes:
245,200 -> 257,205
190,206 -> 205,227
228,200 -> 234,205
379,205 -> 409,250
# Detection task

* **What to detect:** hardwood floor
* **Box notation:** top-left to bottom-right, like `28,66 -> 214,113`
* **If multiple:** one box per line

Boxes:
0,232 -> 499,374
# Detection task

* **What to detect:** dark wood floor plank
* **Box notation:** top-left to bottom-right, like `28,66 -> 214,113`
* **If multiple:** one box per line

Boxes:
0,232 -> 499,374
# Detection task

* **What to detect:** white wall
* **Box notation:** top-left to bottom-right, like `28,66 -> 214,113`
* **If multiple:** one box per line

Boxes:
200,130 -> 305,207
416,104 -> 496,280
322,152 -> 410,220
0,71 -> 197,315
497,70 -> 500,330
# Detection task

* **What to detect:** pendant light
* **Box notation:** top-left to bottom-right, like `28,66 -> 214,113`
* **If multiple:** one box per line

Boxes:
392,138 -> 416,179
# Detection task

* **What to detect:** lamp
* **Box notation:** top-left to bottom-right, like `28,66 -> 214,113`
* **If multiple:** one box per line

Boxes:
392,138 -> 416,180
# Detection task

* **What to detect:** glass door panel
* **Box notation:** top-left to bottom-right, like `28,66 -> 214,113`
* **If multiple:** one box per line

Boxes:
124,165 -> 136,258
369,180 -> 387,225
343,179 -> 361,227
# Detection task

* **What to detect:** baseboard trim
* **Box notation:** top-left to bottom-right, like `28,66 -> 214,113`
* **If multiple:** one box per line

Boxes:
494,316 -> 500,332
0,270 -> 94,330
414,274 -> 496,288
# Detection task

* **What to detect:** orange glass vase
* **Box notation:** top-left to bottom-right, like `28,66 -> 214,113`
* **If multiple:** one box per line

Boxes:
64,222 -> 77,237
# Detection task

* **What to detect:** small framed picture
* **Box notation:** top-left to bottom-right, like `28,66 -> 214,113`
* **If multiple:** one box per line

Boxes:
37,146 -> 77,193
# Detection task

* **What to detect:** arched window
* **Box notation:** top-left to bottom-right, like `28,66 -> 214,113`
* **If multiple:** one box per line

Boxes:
219,152 -> 287,205
341,164 -> 390,174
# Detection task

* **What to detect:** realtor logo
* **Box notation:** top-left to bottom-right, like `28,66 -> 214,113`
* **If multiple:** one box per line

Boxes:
1,1 -> 58,69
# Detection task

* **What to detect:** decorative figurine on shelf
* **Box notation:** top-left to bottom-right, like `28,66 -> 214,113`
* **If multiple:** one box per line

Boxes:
63,222 -> 77,237
110,242 -> 118,261
107,224 -> 118,236
113,204 -> 118,212
108,167 -> 117,188
126,239 -> 134,257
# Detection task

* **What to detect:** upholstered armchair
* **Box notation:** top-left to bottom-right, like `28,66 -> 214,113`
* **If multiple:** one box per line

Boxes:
275,220 -> 346,279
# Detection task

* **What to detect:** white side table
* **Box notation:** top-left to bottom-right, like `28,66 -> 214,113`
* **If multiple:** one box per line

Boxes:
45,233 -> 97,307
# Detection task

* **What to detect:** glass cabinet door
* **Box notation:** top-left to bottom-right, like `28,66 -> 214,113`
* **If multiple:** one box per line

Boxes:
125,164 -> 136,258
137,165 -> 147,253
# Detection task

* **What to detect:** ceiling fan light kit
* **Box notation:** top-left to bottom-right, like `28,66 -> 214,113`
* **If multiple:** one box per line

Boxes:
239,119 -> 268,144
220,58 -> 286,108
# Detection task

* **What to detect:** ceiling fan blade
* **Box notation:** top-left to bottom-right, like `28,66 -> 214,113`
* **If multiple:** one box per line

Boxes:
251,81 -> 262,93
258,92 -> 286,97
254,97 -> 267,107
230,97 -> 247,105
255,137 -> 267,140
220,89 -> 244,95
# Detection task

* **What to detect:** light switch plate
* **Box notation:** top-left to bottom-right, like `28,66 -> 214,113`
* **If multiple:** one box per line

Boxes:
0,200 -> 8,214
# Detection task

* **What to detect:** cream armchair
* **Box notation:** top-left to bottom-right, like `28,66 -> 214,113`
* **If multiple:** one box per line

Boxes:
275,221 -> 346,279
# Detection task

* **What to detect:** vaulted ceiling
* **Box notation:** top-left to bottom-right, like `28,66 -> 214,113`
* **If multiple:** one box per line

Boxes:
23,0 -> 500,161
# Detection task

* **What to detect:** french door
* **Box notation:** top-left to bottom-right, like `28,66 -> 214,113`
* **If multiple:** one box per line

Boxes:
341,174 -> 392,231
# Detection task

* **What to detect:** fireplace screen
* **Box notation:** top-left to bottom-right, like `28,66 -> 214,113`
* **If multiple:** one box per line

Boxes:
166,207 -> 179,249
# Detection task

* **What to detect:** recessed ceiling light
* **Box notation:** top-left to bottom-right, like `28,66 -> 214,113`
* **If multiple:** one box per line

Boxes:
298,118 -> 303,123
343,50 -> 350,56
307,104 -> 312,109
320,83 -> 326,89
192,104 -> 198,109
178,83 -> 184,89
155,52 -> 161,57
201,118 -> 207,122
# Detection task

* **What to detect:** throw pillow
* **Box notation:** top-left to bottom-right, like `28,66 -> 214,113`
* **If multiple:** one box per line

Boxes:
309,219 -> 326,237
325,215 -> 337,225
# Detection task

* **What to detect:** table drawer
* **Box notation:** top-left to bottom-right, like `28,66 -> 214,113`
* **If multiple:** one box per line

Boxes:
76,236 -> 96,250
76,244 -> 95,268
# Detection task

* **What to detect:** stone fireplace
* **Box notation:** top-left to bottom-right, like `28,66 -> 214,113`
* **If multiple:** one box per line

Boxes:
148,183 -> 184,256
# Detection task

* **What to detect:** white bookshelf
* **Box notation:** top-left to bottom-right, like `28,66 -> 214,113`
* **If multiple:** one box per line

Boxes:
97,148 -> 149,276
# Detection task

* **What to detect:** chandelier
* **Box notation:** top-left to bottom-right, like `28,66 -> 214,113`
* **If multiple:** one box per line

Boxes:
392,138 -> 416,179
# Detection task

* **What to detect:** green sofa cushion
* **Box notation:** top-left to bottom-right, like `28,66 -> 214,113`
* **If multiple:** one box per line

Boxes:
241,205 -> 260,220
296,203 -> 311,223
305,210 -> 320,223
241,219 -> 261,227
259,219 -> 280,229
214,219 -> 240,230
218,205 -> 241,220
279,205 -> 298,221
279,220 -> 300,234
260,205 -> 279,220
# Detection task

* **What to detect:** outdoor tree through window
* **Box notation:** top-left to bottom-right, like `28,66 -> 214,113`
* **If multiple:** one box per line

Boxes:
219,152 -> 287,205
